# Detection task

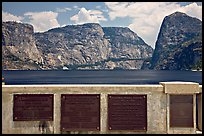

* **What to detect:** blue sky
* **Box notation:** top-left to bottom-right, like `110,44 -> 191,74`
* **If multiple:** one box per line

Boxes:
2,2 -> 202,48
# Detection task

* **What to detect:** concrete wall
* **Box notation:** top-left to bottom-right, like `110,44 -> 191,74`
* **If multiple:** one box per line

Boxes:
198,85 -> 202,131
2,83 -> 202,134
160,82 -> 201,134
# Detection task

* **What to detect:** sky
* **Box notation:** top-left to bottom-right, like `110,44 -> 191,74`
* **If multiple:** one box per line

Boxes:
2,2 -> 202,49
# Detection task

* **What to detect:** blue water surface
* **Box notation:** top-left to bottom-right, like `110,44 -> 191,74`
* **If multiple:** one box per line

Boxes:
2,70 -> 202,85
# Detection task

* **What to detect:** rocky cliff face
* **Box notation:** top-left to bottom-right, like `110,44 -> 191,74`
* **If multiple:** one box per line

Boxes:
2,22 -> 43,70
102,27 -> 152,59
149,12 -> 202,70
34,23 -> 111,69
2,22 -> 153,70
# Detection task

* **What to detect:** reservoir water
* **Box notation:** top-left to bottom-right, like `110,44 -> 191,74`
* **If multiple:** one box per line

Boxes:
2,70 -> 202,85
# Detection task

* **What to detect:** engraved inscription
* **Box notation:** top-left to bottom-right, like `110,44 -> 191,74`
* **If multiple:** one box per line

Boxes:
13,94 -> 53,121
108,94 -> 147,130
61,94 -> 100,131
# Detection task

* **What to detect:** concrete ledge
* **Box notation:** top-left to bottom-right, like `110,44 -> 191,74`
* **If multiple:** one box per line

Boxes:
196,130 -> 202,134
160,82 -> 199,94
168,127 -> 196,134
2,84 -> 164,93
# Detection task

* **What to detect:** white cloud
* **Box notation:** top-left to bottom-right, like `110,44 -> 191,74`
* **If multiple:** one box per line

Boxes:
65,8 -> 71,11
178,2 -> 202,20
105,2 -> 202,48
73,5 -> 79,10
70,7 -> 107,24
61,24 -> 67,27
89,10 -> 103,15
24,11 -> 60,32
96,5 -> 101,9
56,7 -> 71,13
2,11 -> 24,22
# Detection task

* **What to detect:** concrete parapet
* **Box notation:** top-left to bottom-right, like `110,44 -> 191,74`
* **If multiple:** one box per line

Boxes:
2,83 -> 202,134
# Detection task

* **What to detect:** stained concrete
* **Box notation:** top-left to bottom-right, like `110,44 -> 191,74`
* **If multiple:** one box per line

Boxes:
2,83 -> 202,134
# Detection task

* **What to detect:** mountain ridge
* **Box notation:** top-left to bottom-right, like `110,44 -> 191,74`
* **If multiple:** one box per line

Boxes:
2,11 -> 202,70
2,21 -> 153,70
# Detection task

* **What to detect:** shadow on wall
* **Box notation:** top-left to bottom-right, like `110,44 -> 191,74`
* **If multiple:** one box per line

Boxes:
39,121 -> 53,134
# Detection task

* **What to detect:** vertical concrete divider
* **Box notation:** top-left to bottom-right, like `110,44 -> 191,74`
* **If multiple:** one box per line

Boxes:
197,85 -> 202,131
54,93 -> 61,134
100,93 -> 108,134
166,94 -> 170,134
193,94 -> 197,131
2,92 -> 13,133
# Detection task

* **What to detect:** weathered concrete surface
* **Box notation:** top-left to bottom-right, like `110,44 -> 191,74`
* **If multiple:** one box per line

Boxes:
53,94 -> 61,134
2,92 -> 54,134
2,85 -> 164,134
160,82 -> 199,94
198,85 -> 202,131
199,85 -> 202,93
146,91 -> 167,134
169,128 -> 196,134
161,82 -> 201,134
197,92 -> 202,131
2,83 -> 202,134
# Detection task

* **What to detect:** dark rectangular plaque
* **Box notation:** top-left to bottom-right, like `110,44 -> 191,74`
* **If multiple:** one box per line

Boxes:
170,95 -> 193,127
13,94 -> 53,121
108,94 -> 147,131
61,94 -> 100,131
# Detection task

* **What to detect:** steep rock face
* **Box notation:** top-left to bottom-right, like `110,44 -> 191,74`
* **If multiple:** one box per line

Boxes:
150,12 -> 202,70
34,23 -> 111,69
102,27 -> 153,59
174,34 -> 202,70
2,21 -> 42,70
102,27 -> 153,69
2,22 -> 153,70
34,23 -> 153,70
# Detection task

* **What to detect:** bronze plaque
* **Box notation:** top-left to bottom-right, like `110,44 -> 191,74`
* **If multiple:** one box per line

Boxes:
170,95 -> 193,127
13,94 -> 53,121
108,94 -> 147,131
61,94 -> 100,131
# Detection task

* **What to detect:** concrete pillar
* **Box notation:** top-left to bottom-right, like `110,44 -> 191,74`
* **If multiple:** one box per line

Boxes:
54,93 -> 61,134
100,93 -> 108,134
197,93 -> 202,131
2,93 -> 13,133
193,94 -> 197,131
166,94 -> 170,134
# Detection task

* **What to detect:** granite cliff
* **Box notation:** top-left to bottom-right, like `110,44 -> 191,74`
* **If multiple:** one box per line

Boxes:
2,22 -> 153,70
148,12 -> 202,70
2,22 -> 43,70
3,12 -> 201,70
